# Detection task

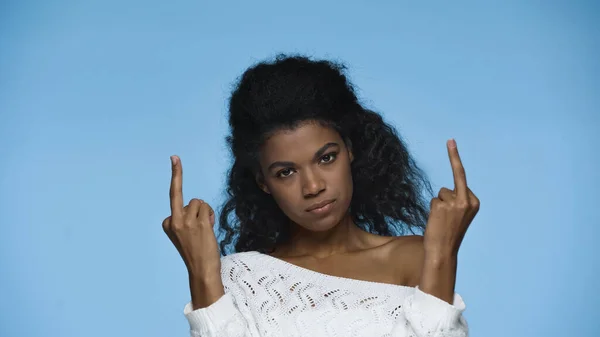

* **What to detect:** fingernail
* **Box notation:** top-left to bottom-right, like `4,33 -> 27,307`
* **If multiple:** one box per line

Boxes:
170,155 -> 176,165
448,139 -> 457,148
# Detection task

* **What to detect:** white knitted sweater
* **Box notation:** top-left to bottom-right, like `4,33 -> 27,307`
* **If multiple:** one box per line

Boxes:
183,251 -> 468,337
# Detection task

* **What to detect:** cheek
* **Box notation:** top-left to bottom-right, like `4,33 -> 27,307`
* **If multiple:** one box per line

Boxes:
269,184 -> 300,212
336,169 -> 354,216
324,162 -> 354,204
338,163 -> 354,193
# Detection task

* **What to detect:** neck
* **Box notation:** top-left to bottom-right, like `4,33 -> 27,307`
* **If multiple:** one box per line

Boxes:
278,213 -> 369,259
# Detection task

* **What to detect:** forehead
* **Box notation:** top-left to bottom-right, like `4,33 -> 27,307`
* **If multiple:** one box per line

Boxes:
259,122 -> 342,162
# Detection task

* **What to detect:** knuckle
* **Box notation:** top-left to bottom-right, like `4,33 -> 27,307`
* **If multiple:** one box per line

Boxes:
171,218 -> 184,228
188,198 -> 204,207
183,218 -> 194,227
172,222 -> 185,233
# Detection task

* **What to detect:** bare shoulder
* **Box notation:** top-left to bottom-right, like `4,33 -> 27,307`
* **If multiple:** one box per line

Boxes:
388,235 -> 425,286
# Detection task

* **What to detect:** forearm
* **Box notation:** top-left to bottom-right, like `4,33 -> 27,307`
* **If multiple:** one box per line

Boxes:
189,273 -> 226,310
418,251 -> 458,304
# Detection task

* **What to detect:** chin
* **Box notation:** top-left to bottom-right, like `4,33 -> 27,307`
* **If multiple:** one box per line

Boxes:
299,211 -> 347,232
306,220 -> 338,232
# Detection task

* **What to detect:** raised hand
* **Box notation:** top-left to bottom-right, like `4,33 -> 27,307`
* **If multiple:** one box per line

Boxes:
162,155 -> 221,279
423,139 -> 480,257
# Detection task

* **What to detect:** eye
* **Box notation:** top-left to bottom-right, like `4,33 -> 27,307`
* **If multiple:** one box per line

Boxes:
277,168 -> 295,178
320,152 -> 337,164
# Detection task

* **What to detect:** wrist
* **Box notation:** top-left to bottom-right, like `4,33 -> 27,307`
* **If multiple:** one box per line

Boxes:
188,257 -> 221,277
418,254 -> 458,304
188,266 -> 221,280
423,248 -> 458,266
188,273 -> 225,310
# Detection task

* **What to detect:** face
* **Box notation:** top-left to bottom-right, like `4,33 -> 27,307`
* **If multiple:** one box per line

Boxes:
257,121 -> 354,232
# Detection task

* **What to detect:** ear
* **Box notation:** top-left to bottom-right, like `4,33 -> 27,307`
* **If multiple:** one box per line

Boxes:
255,172 -> 271,194
348,149 -> 354,163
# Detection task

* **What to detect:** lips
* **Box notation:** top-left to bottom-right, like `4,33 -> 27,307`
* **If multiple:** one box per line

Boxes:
306,199 -> 336,212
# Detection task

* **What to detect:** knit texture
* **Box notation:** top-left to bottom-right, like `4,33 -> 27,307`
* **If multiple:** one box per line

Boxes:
184,251 -> 468,337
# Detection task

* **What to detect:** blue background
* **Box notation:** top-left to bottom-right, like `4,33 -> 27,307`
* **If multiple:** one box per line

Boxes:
1,1 -> 598,336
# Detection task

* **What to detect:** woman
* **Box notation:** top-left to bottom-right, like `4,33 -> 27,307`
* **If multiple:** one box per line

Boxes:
163,55 -> 480,337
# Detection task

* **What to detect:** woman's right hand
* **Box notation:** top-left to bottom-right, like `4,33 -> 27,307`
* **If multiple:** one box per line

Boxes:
162,155 -> 222,281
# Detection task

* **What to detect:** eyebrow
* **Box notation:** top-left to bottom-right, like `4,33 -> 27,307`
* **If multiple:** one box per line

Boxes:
267,142 -> 340,171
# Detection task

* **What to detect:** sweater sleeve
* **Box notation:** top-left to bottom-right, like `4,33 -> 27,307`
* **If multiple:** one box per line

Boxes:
183,293 -> 259,337
392,287 -> 468,337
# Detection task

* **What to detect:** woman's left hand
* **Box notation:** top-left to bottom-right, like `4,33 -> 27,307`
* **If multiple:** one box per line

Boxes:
423,139 -> 480,257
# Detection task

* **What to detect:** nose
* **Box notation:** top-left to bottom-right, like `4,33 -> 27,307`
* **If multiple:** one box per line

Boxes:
301,169 -> 325,197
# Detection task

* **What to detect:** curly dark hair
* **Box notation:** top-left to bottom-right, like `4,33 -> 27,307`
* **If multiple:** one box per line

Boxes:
217,54 -> 433,256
